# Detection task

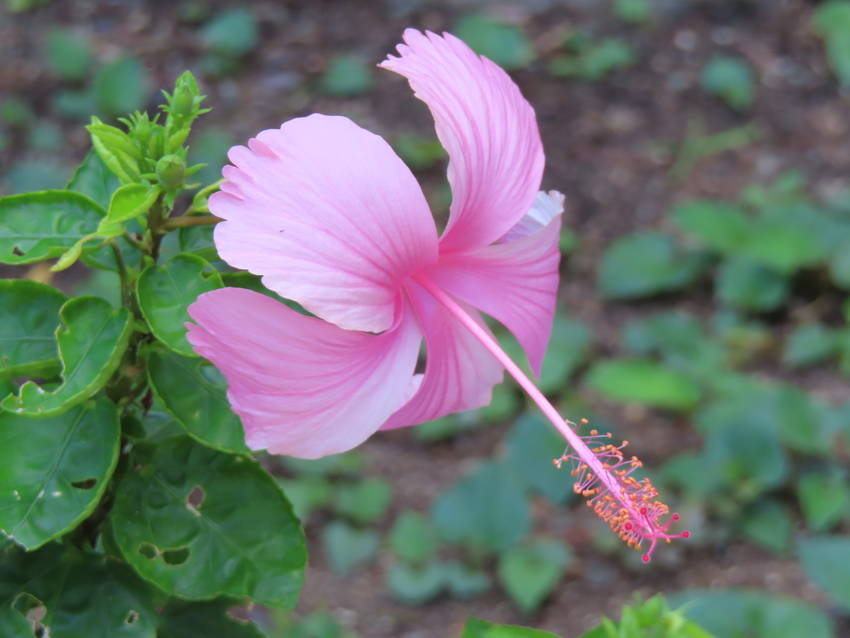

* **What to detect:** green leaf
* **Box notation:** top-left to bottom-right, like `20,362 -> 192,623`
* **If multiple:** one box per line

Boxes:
276,477 -> 332,521
201,8 -> 258,58
45,28 -> 93,82
829,241 -> 850,289
701,55 -> 756,110
797,471 -> 850,531
432,460 -> 530,554
66,150 -> 122,211
146,348 -> 247,453
111,436 -> 305,608
390,511 -> 437,564
393,134 -> 446,170
742,220 -> 826,275
158,599 -> 264,638
178,223 -> 217,260
104,183 -> 159,226
586,358 -> 701,411
614,0 -> 652,24
454,15 -> 535,70
538,314 -> 592,393
332,477 -> 392,525
321,520 -> 379,576
715,257 -> 788,312
3,297 -> 132,417
147,350 -> 248,452
92,57 -> 150,117
0,544 -> 159,638
0,399 -> 119,550
782,323 -> 840,368
385,562 -> 445,605
442,561 -> 490,598
597,232 -> 706,299
672,589 -> 834,638
812,1 -> 850,85
580,595 -> 716,638
0,190 -> 104,265
320,55 -> 374,97
671,199 -> 751,252
498,539 -> 571,614
505,413 -> 571,504
799,535 -> 850,611
462,618 -> 561,638
623,310 -> 705,360
137,254 -> 223,356
0,279 -> 66,379
87,118 -> 142,184
738,500 -> 792,553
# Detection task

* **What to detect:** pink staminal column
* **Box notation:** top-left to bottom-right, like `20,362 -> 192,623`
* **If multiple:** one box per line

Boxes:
414,273 -> 690,562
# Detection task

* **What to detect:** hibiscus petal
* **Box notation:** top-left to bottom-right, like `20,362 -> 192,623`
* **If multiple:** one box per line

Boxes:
381,29 -> 544,253
381,281 -> 503,430
186,287 -> 422,459
423,194 -> 562,376
209,114 -> 439,333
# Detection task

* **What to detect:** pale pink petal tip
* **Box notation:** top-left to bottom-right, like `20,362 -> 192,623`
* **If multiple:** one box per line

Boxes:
186,287 -> 422,459
500,190 -> 565,242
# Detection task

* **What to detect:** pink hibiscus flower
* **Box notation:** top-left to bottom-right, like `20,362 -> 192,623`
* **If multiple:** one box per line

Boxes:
187,29 -> 687,561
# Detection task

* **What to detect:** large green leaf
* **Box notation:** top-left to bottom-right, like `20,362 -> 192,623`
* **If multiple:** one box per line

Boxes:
505,413 -> 572,504
0,279 -> 66,379
0,543 -> 158,638
597,232 -> 706,299
462,618 -> 561,638
66,149 -> 121,210
158,599 -> 264,638
498,538 -> 571,614
799,535 -> 850,611
715,257 -> 788,312
111,436 -> 305,608
0,190 -> 104,265
0,399 -> 119,550
671,589 -> 834,638
586,358 -> 701,411
672,199 -> 751,252
137,254 -> 222,356
146,348 -> 247,453
432,460 -> 530,555
2,297 -> 132,417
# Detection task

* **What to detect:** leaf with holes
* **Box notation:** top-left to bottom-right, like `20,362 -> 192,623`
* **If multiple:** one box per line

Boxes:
0,190 -> 105,265
137,254 -> 223,356
0,543 -> 158,637
147,348 -> 247,453
0,398 -> 119,550
2,297 -> 132,417
0,279 -> 66,380
111,436 -> 305,608
158,599 -> 264,638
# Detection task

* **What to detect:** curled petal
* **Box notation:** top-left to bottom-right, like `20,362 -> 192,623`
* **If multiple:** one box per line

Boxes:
186,288 -> 422,459
381,281 -> 503,430
423,192 -> 563,375
381,29 -> 544,253
209,114 -> 439,333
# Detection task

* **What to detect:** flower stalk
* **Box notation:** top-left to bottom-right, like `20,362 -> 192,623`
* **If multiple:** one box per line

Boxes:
414,273 -> 689,561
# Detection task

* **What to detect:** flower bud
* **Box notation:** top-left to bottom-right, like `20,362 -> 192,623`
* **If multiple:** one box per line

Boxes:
155,154 -> 185,190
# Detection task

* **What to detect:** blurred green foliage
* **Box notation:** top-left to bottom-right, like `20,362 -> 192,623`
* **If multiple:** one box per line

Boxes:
454,15 -> 535,70
701,55 -> 756,111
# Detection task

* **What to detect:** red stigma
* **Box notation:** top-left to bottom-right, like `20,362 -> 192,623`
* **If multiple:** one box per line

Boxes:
640,507 -> 647,516
672,513 -> 679,521
642,554 -> 650,563
682,530 -> 690,538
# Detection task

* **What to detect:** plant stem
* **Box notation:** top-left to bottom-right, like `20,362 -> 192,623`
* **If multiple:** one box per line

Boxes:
110,241 -> 131,307
161,214 -> 222,230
